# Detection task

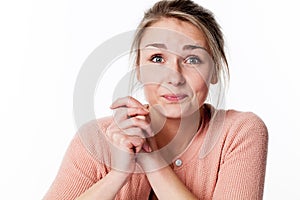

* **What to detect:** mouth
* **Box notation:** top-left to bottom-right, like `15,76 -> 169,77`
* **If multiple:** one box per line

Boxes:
161,94 -> 188,102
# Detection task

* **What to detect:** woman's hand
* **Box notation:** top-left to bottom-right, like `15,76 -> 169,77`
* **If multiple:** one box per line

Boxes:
106,96 -> 153,174
135,137 -> 168,173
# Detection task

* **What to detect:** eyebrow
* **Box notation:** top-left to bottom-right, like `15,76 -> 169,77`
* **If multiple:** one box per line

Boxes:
183,44 -> 207,51
145,43 -> 167,49
144,43 -> 208,52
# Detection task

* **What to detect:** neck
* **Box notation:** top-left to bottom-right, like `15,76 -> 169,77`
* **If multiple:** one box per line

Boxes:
149,108 -> 201,152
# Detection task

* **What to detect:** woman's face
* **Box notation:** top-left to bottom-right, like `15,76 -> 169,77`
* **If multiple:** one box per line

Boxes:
138,17 -> 215,118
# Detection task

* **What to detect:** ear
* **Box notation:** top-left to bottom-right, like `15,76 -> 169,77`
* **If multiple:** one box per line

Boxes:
210,71 -> 218,84
136,65 -> 141,82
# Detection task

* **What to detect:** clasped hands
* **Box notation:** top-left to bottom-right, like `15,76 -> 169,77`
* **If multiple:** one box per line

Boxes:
105,96 -> 166,174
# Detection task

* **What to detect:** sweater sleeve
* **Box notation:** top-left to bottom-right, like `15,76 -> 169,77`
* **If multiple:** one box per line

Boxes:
43,134 -> 103,200
212,112 -> 268,200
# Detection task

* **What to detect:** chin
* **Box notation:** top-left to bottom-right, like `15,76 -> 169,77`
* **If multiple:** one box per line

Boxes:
155,103 -> 200,119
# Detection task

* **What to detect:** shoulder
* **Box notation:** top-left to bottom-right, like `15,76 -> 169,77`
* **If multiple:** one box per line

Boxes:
221,109 -> 268,156
224,109 -> 268,136
206,110 -> 268,199
77,116 -> 114,136
76,116 -> 114,163
199,108 -> 268,158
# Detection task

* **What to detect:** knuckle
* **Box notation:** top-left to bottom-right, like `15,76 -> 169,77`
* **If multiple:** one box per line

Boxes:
119,136 -> 127,145
116,97 -> 124,102
135,137 -> 145,145
125,96 -> 132,104
130,117 -> 138,125
114,108 -> 124,118
138,107 -> 145,113
127,96 -> 133,101
112,132 -> 124,143
126,109 -> 134,117
120,139 -> 133,150
106,127 -> 114,138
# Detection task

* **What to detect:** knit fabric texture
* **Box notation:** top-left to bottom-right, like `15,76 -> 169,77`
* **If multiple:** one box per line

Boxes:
44,109 -> 268,200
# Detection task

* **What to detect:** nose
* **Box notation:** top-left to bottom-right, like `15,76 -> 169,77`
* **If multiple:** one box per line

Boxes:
164,57 -> 186,86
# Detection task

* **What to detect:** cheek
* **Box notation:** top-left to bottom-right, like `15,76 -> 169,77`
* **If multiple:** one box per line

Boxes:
193,80 -> 209,96
185,73 -> 209,99
184,64 -> 213,93
143,85 -> 158,102
139,65 -> 169,84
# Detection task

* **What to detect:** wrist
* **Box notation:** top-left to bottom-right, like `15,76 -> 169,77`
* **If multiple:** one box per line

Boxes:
136,151 -> 168,173
110,169 -> 133,181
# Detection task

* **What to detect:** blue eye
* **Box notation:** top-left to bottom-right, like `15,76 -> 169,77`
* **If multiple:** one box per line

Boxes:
151,55 -> 164,63
185,56 -> 201,65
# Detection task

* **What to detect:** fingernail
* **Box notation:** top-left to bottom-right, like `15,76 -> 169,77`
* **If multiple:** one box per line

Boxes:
136,115 -> 146,120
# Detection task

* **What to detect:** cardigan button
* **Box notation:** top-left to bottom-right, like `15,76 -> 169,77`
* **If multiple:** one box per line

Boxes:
175,159 -> 183,167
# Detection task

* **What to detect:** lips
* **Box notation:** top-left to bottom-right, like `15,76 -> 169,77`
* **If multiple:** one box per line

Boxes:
162,94 -> 188,102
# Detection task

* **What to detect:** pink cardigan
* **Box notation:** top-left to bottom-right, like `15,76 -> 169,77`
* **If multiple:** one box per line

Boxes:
44,110 -> 268,199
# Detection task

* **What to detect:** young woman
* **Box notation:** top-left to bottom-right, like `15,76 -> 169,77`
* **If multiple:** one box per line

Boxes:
44,0 -> 268,199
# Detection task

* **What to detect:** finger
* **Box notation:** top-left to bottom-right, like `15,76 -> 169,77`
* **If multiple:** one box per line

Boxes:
113,108 -> 149,127
127,107 -> 149,117
106,125 -> 118,141
129,136 -> 146,153
117,118 -> 151,136
107,123 -> 145,144
107,127 -> 146,152
120,127 -> 145,137
118,136 -> 134,152
106,126 -> 132,147
107,128 -> 151,154
142,142 -> 152,153
107,120 -> 153,145
110,96 -> 147,110
130,137 -> 151,153
121,135 -> 145,153
113,107 -> 149,123
123,135 -> 152,153
110,131 -> 139,153
112,107 -> 128,123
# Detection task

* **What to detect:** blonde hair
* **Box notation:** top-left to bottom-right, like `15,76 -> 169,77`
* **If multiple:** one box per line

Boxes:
130,0 -> 229,108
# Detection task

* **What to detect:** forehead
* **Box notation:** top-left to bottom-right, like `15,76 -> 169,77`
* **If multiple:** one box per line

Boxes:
140,17 -> 208,50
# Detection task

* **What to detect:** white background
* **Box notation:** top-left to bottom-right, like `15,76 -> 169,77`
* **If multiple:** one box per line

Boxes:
0,0 -> 299,199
